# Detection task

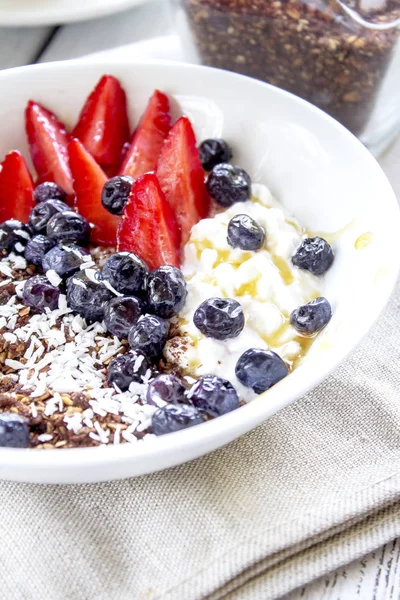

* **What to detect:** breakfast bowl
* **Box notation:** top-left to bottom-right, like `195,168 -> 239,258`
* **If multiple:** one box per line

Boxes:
0,59 -> 398,484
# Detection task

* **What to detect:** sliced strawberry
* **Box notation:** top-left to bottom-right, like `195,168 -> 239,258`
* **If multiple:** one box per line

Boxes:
156,116 -> 210,247
69,138 -> 119,246
72,75 -> 130,175
25,100 -> 73,197
119,90 -> 171,179
117,173 -> 180,269
0,151 -> 34,223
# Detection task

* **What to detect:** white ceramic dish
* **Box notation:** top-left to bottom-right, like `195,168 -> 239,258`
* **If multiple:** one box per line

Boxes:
0,59 -> 398,484
0,0 -> 149,27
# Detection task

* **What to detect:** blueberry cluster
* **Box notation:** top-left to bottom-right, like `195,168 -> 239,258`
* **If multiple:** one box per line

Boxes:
148,373 -> 240,435
199,137 -> 252,208
22,238 -> 189,385
290,237 -> 334,334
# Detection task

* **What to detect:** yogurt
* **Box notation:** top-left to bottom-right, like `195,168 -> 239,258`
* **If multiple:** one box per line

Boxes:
164,183 -> 321,401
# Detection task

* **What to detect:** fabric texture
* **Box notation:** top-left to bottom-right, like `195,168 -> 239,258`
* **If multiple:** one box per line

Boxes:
1,277 -> 399,600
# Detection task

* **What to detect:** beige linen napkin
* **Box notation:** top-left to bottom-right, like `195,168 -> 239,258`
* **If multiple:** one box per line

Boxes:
0,276 -> 399,600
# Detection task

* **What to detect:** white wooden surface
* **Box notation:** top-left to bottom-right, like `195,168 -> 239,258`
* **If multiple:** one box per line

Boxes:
0,2 -> 399,598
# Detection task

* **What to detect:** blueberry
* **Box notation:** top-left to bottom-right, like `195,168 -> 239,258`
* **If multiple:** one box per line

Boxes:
292,237 -> 334,276
146,374 -> 186,407
107,351 -> 149,392
66,272 -> 113,322
101,176 -> 133,215
104,296 -> 143,339
206,163 -> 251,207
24,235 -> 56,267
34,182 -> 66,204
290,297 -> 332,334
193,297 -> 245,340
102,252 -> 148,295
23,275 -> 60,312
227,214 -> 265,251
188,375 -> 239,416
47,211 -> 90,245
199,138 -> 233,171
0,220 -> 31,253
235,348 -> 288,394
29,199 -> 70,234
146,266 -> 187,319
42,244 -> 90,279
128,314 -> 169,359
0,413 -> 30,448
151,403 -> 205,436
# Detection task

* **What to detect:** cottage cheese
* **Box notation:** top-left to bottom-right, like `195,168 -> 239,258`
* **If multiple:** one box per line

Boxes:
164,184 -> 321,401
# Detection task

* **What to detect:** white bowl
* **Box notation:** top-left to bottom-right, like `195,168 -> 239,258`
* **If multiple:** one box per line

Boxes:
0,0 -> 150,27
0,60 -> 398,484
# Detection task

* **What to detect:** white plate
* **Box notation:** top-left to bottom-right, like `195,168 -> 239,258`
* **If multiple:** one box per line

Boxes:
0,59 -> 398,484
0,0 -> 150,27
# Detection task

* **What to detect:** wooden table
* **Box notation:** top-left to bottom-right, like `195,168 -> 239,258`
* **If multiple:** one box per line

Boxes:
0,1 -> 399,597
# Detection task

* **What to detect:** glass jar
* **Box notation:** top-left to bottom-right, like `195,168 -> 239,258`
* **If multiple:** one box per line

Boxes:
173,0 -> 400,155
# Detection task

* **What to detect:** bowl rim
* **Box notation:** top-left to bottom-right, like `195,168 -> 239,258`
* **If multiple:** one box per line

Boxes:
0,58 -> 398,481
0,0 -> 149,28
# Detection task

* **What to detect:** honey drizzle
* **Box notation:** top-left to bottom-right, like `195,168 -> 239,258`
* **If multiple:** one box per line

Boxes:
270,254 -> 295,285
355,232 -> 373,250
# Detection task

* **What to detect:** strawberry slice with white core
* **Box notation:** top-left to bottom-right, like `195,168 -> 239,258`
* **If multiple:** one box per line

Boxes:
69,138 -> 120,246
0,151 -> 34,223
119,90 -> 171,179
117,173 -> 180,270
25,100 -> 73,197
72,75 -> 130,175
156,116 -> 210,247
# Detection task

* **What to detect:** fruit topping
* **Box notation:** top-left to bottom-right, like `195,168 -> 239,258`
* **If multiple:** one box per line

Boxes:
292,237 -> 334,275
235,348 -> 288,394
34,181 -> 67,204
193,297 -> 245,340
46,210 -> 90,245
188,375 -> 239,416
146,374 -> 186,407
101,176 -> 133,215
0,413 -> 30,448
72,75 -> 130,175
227,214 -> 265,251
206,163 -> 251,207
42,244 -> 89,278
25,235 -> 56,267
156,116 -> 210,246
104,296 -> 143,339
69,138 -> 120,246
151,403 -> 205,436
106,351 -> 149,392
199,138 -> 233,171
25,101 -> 73,196
29,199 -> 70,234
0,220 -> 31,253
66,271 -> 113,322
146,265 -> 187,319
119,89 -> 171,179
117,173 -> 180,270
290,297 -> 332,334
102,251 -> 148,295
128,313 -> 169,359
23,275 -> 61,312
0,151 -> 34,222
